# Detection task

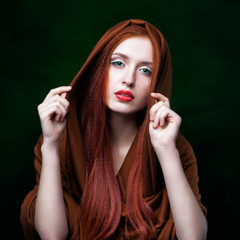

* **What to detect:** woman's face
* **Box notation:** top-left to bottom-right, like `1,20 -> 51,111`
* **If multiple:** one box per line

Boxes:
106,36 -> 153,115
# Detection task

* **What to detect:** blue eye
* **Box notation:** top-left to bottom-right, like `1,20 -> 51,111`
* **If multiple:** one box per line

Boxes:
111,60 -> 125,67
140,67 -> 152,76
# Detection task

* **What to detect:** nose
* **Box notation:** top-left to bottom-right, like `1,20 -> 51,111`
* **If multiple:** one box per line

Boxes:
122,67 -> 136,87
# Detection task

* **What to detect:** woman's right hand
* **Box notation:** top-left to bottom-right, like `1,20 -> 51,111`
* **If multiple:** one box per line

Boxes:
37,86 -> 72,146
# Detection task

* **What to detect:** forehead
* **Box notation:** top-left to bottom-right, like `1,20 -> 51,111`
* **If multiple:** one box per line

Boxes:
112,36 -> 153,62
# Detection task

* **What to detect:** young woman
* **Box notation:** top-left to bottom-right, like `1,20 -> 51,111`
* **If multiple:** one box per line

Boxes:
20,19 -> 207,240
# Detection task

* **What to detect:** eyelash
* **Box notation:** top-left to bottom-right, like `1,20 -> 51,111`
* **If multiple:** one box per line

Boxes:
139,67 -> 152,76
111,60 -> 125,67
110,60 -> 152,76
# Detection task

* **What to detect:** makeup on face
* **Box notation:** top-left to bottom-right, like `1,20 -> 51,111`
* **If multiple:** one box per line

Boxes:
110,53 -> 153,78
106,36 -> 153,114
114,90 -> 135,102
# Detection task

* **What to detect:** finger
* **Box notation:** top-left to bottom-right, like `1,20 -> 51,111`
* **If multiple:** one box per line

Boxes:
151,92 -> 170,107
149,101 -> 165,121
152,106 -> 168,128
61,92 -> 67,99
153,111 -> 160,128
159,108 -> 170,127
40,96 -> 69,123
39,105 -> 62,122
52,101 -> 68,122
53,95 -> 70,110
42,94 -> 70,111
44,86 -> 72,101
39,101 -> 67,122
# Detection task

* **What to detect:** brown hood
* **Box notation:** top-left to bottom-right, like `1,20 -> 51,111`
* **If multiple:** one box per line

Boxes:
65,18 -> 173,196
68,19 -> 172,103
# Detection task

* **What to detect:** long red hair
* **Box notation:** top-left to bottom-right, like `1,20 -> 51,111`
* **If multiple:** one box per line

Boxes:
79,25 -> 157,239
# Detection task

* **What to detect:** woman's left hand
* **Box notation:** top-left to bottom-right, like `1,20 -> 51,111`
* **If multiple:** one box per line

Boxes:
149,93 -> 182,151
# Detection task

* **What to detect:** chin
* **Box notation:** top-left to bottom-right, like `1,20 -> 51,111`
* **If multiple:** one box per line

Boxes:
106,99 -> 148,114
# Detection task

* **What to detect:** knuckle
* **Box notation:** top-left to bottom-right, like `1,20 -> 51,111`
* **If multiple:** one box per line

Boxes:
158,101 -> 165,106
52,105 -> 58,111
37,104 -> 42,111
56,94 -> 62,100
63,98 -> 70,108
50,88 -> 58,95
163,104 -> 169,110
55,100 -> 61,107
53,95 -> 60,102
149,107 -> 154,114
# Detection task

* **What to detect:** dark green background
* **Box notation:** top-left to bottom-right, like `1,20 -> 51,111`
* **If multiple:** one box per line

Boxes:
1,0 -> 239,239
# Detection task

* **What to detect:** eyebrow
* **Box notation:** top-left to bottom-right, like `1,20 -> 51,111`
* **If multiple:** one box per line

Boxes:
111,52 -> 153,66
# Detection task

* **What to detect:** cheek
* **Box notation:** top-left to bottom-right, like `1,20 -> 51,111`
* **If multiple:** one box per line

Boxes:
138,82 -> 151,107
141,81 -> 151,97
104,67 -> 118,106
107,70 -> 114,93
103,75 -> 111,106
142,92 -> 149,106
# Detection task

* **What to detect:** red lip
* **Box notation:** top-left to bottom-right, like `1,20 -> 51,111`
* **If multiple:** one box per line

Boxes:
114,90 -> 134,102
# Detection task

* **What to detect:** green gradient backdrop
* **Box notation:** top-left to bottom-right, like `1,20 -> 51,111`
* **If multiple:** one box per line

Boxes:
1,0 -> 239,239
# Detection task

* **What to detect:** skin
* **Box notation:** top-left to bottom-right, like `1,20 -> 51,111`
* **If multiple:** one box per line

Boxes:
149,93 -> 207,240
35,36 -> 207,239
106,37 -> 153,115
35,87 -> 71,240
106,37 -> 153,173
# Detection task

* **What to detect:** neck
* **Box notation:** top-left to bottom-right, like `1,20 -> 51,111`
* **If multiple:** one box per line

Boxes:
108,111 -> 138,145
108,110 -> 138,174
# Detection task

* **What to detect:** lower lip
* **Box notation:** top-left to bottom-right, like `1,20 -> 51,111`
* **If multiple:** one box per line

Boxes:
115,93 -> 134,102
